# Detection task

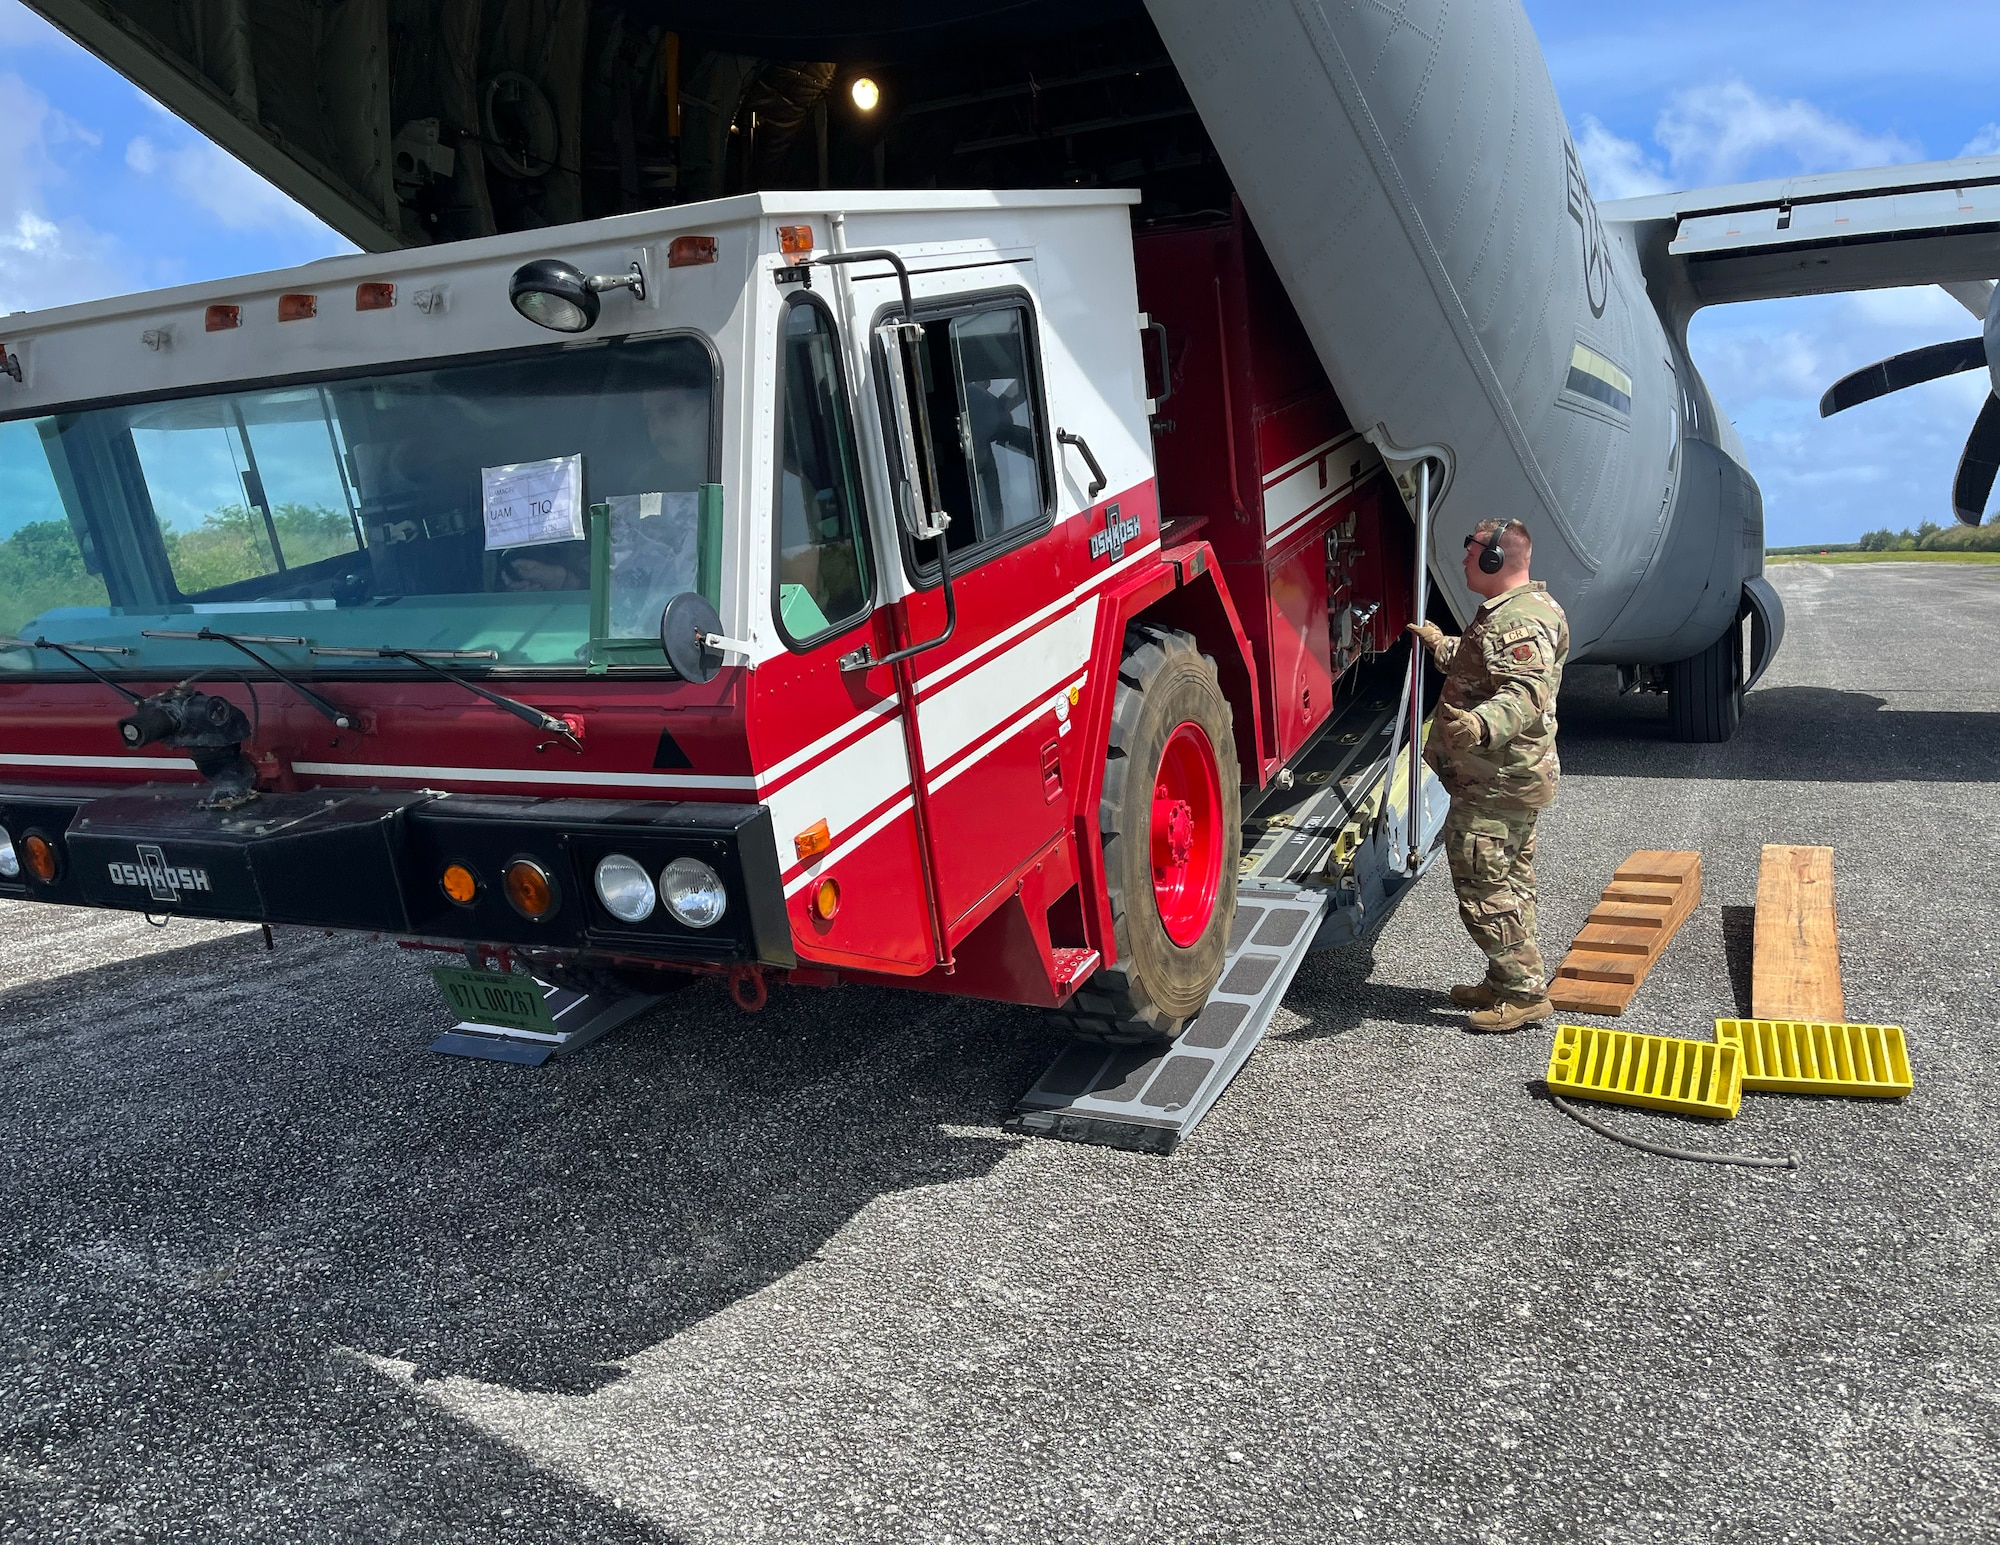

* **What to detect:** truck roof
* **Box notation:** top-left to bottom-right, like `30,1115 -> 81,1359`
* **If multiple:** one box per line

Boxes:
0,187 -> 1141,415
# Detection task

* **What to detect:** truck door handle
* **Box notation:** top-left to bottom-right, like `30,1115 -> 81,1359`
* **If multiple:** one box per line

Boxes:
1056,428 -> 1107,501
1145,318 -> 1173,408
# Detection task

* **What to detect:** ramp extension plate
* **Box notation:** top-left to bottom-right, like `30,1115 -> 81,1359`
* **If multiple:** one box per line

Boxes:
1546,1023 -> 1744,1120
1715,1018 -> 1912,1097
1009,883 -> 1329,1153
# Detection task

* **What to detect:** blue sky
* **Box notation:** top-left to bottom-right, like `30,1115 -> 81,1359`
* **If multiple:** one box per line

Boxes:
0,1 -> 1993,546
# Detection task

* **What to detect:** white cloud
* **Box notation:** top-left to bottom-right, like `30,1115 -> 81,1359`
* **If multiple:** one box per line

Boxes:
1575,115 -> 1672,200
123,131 -> 328,234
1963,124 -> 2000,157
0,72 -> 120,312
1654,79 -> 1920,185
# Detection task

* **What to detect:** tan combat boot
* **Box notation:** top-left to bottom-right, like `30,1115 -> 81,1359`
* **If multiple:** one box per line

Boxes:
1450,982 -> 1502,1009
1465,996 -> 1553,1034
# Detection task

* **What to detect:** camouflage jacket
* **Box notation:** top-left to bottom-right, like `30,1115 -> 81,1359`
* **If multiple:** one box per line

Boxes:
1421,581 -> 1569,811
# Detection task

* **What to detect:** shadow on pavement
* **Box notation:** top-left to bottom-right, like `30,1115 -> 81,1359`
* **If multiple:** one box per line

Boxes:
1275,946 -> 1460,1039
0,927 -> 1034,1538
1558,667 -> 2000,781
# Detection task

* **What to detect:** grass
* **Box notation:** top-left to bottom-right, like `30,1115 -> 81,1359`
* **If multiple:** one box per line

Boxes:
1766,549 -> 2000,565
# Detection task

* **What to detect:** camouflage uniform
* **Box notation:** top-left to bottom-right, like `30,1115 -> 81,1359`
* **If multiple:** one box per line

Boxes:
1420,582 -> 1570,1004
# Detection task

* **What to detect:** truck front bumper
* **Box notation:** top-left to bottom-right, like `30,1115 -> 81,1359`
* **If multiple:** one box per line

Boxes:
0,784 -> 795,968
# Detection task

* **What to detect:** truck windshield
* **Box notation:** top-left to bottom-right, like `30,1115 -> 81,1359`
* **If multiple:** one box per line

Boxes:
0,333 -> 714,673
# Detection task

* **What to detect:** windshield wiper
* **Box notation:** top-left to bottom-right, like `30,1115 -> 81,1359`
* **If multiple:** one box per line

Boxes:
309,646 -> 582,752
0,636 -> 144,702
142,628 -> 356,731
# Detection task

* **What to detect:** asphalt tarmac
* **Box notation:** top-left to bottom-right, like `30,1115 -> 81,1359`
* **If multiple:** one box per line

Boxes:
2,560 -> 1996,1544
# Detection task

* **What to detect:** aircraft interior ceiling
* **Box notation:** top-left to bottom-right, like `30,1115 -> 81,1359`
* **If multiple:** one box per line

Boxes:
32,0 -> 1223,251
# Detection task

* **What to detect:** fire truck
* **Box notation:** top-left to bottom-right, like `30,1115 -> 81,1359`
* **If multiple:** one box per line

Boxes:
0,189 -> 1446,1150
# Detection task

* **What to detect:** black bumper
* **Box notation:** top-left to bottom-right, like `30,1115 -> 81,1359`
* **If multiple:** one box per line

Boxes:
0,784 -> 795,969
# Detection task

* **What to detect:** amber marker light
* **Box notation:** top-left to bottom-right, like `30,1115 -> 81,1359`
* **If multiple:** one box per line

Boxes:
502,858 -> 558,921
668,234 -> 717,268
440,863 -> 479,906
21,831 -> 59,883
278,293 -> 318,322
812,877 -> 841,921
355,282 -> 396,311
794,818 -> 831,863
778,224 -> 814,257
204,304 -> 241,331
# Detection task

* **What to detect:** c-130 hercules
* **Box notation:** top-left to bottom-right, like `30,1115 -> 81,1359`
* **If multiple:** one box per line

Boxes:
17,0 -> 2000,737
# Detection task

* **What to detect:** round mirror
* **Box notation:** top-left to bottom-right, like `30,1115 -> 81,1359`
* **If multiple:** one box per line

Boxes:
659,591 -> 725,683
509,259 -> 600,333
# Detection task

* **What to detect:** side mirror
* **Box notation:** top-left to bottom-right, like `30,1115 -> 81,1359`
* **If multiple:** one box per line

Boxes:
874,319 -> 952,541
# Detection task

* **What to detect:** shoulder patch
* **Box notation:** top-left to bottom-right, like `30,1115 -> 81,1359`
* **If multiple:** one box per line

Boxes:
1511,643 -> 1535,662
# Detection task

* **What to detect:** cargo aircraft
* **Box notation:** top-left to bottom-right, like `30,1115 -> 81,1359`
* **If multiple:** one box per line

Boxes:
10,0 -> 2000,741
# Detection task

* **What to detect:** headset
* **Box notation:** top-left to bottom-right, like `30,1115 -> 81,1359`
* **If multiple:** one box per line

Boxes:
1469,519 -> 1519,575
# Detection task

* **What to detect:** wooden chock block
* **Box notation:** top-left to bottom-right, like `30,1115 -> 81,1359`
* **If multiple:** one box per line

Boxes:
1548,851 -> 1702,1016
1752,845 -> 1843,1024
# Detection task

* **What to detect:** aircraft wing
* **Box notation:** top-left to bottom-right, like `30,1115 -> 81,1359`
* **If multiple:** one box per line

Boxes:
1602,155 -> 2000,319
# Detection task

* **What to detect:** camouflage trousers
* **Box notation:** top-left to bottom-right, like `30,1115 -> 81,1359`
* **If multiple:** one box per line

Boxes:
1441,803 -> 1546,1004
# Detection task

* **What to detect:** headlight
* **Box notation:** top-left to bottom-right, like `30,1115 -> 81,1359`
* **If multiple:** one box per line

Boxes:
658,857 -> 727,928
594,853 -> 657,924
0,829 -> 17,880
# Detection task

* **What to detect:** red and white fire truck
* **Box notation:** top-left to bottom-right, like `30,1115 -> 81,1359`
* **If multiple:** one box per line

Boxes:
0,190 -> 1442,1148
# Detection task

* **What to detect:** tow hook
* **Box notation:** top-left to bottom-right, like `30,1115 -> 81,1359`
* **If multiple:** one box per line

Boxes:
728,964 -> 769,1013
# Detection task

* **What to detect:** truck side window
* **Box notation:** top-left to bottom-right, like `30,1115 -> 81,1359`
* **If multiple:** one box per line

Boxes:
897,296 -> 1053,578
775,295 -> 873,646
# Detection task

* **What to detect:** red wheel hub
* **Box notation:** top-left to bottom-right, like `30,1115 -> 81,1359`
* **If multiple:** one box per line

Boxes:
1150,721 -> 1223,947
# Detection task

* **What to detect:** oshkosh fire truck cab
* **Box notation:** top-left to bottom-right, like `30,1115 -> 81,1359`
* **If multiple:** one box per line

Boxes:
0,188 -> 1439,1085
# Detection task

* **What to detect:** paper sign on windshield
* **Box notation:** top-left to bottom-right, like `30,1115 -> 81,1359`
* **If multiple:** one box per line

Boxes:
482,454 -> 583,549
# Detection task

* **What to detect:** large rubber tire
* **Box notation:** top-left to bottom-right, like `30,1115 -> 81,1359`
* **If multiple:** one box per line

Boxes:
1064,625 -> 1241,1046
1667,621 -> 1744,743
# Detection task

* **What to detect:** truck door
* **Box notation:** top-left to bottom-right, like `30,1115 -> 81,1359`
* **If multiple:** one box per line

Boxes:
893,292 -> 1081,935
757,291 -> 939,974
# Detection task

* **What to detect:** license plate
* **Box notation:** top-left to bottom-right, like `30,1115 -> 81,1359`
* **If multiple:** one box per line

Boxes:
431,966 -> 559,1035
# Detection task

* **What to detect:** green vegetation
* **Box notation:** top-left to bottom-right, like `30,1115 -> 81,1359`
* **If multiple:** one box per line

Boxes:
1769,519 -> 2000,559
1766,548 -> 2000,565
0,503 -> 354,638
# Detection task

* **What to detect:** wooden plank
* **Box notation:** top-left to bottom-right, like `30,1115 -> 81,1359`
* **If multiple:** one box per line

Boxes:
1548,850 -> 1702,1015
1752,845 -> 1844,1023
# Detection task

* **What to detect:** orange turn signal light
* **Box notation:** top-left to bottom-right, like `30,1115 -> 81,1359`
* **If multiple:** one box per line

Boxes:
440,863 -> 479,906
668,234 -> 717,268
502,858 -> 557,921
21,831 -> 58,883
794,819 -> 831,863
204,304 -> 241,332
778,224 -> 814,256
355,282 -> 396,311
811,877 -> 841,921
277,293 -> 317,322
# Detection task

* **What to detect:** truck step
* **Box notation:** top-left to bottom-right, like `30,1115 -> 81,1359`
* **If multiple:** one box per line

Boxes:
431,979 -> 660,1066
1008,882 -> 1330,1154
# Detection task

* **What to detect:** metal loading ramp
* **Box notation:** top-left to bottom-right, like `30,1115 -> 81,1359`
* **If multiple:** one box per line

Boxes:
1009,883 -> 1330,1154
1011,664 -> 1448,1153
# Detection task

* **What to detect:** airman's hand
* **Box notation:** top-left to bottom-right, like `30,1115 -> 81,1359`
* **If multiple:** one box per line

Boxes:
1406,621 -> 1445,653
1436,702 -> 1484,754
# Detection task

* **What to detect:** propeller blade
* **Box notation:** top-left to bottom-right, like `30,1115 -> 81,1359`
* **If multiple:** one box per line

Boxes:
1952,393 -> 2000,525
1819,336 -> 1988,417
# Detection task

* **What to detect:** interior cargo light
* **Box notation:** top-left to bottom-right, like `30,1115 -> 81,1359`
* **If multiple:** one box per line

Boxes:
667,235 -> 717,268
205,305 -> 241,332
20,831 -> 58,884
778,224 -> 814,257
658,857 -> 727,928
0,829 -> 18,879
440,863 -> 479,906
502,857 -> 558,921
508,257 -> 645,334
812,877 -> 841,921
850,77 -> 881,112
594,853 -> 658,924
794,819 -> 831,862
355,282 -> 396,311
278,293 -> 317,322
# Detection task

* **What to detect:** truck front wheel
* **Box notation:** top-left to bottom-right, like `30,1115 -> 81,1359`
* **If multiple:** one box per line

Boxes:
1067,625 -> 1241,1046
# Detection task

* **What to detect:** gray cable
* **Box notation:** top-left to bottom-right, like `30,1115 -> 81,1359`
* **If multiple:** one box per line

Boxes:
1548,1091 -> 1800,1171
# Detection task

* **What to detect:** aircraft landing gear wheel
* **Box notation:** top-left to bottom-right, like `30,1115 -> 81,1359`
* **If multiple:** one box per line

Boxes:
1064,625 -> 1240,1047
1667,621 -> 1744,743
